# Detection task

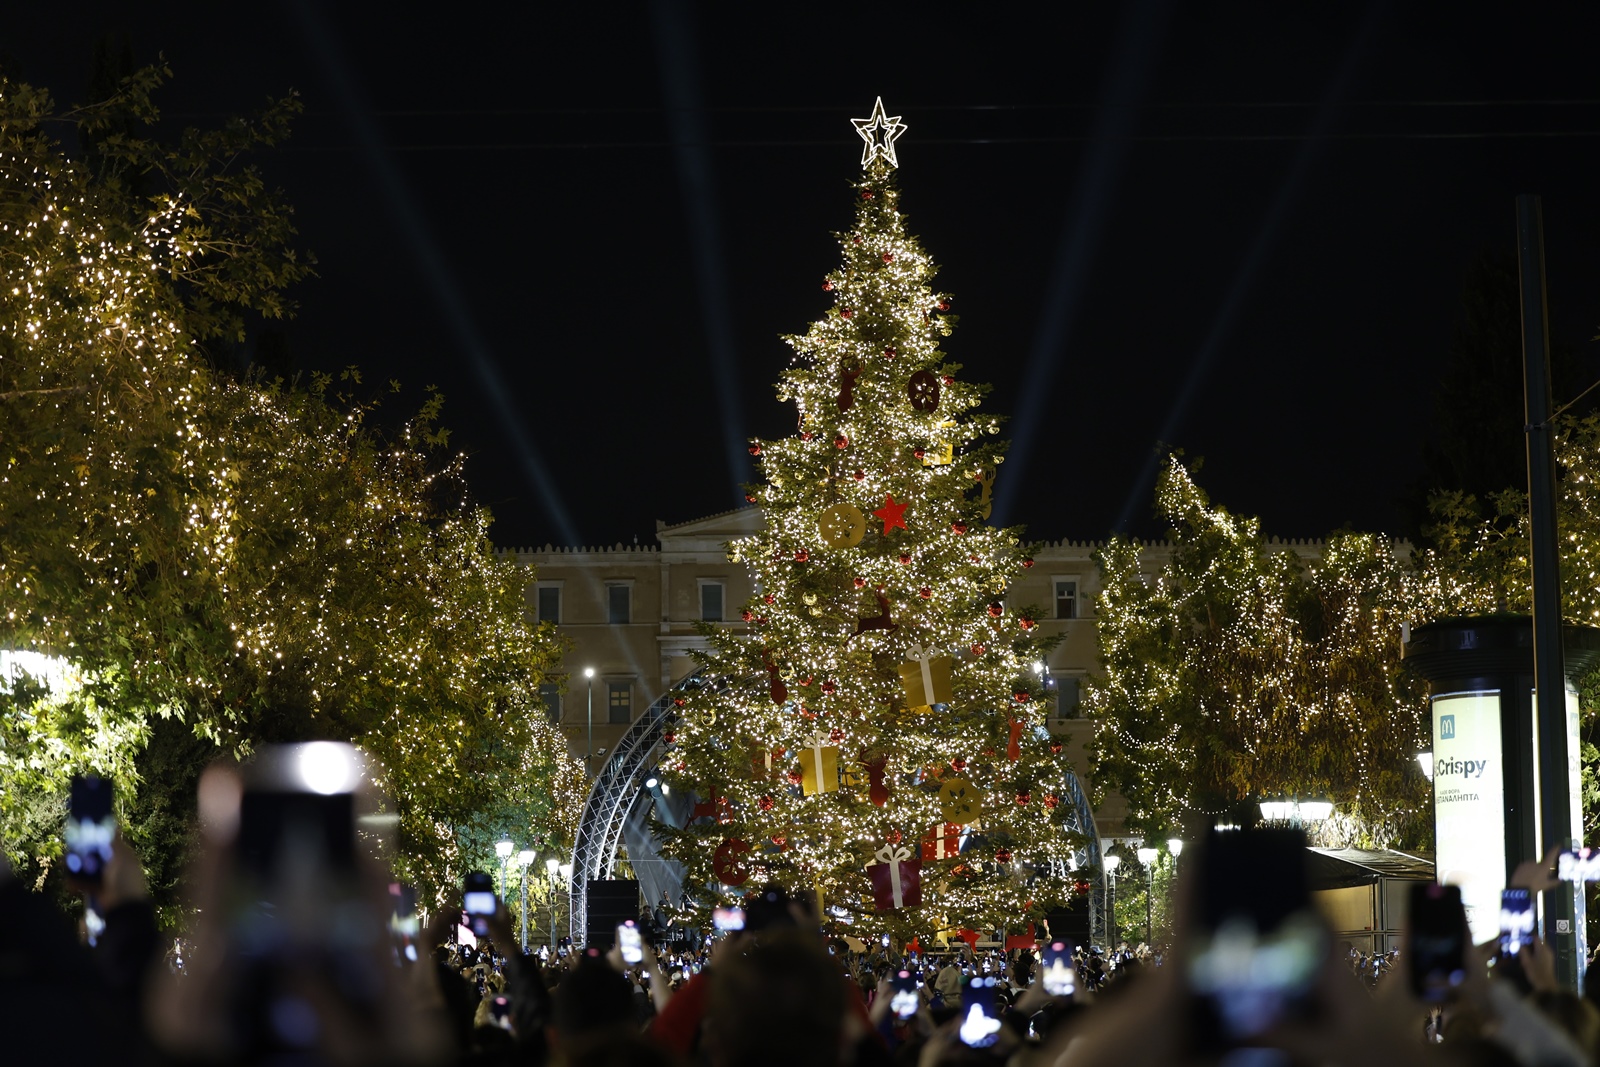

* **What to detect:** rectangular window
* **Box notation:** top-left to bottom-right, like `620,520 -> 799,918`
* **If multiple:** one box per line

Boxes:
538,683 -> 562,724
608,682 -> 632,724
1054,676 -> 1082,719
608,585 -> 631,625
1055,579 -> 1078,620
701,582 -> 724,622
537,586 -> 561,624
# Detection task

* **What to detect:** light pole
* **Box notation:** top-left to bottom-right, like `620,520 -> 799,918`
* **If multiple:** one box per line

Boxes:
584,667 -> 596,774
560,862 -> 574,946
545,858 -> 561,947
1102,852 -> 1121,949
1258,797 -> 1334,832
1136,846 -> 1159,947
517,849 -> 536,953
495,839 -> 514,905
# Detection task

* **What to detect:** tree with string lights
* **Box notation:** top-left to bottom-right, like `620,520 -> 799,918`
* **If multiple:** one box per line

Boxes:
659,100 -> 1080,938
1086,456 -> 1432,848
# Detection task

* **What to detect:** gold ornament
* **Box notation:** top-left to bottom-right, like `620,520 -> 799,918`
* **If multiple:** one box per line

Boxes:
939,777 -> 982,824
818,502 -> 867,549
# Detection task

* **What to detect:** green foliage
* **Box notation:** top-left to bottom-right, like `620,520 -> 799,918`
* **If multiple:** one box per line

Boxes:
1086,458 -> 1432,846
0,64 -> 577,910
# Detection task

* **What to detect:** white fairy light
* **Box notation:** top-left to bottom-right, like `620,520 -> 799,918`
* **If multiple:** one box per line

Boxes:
851,97 -> 908,168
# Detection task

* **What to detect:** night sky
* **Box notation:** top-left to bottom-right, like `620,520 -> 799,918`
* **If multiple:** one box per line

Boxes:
10,2 -> 1600,547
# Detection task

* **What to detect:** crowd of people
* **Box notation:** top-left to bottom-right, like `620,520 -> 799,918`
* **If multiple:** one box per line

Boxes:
8,758 -> 1600,1065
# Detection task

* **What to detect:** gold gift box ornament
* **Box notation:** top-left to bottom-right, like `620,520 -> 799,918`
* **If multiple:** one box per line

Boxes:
899,644 -> 954,712
799,736 -> 839,796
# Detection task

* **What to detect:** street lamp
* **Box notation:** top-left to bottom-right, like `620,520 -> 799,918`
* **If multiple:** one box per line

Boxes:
517,849 -> 536,953
1167,838 -> 1184,858
1257,797 -> 1334,829
559,862 -> 574,946
1416,752 -> 1434,781
1102,852 -> 1121,948
584,667 -> 596,774
495,839 -> 514,905
1136,846 -> 1159,947
545,858 -> 561,947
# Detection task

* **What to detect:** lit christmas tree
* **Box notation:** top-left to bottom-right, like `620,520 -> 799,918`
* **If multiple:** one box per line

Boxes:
660,100 -> 1081,938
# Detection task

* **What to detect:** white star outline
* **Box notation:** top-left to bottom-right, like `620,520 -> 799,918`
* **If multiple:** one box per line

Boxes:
852,96 -> 908,168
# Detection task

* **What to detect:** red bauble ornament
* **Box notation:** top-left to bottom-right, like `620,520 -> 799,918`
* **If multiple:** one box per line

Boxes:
840,308 -> 854,319
802,676 -> 814,687
951,522 -> 968,535
834,435 -> 849,449
987,602 -> 1004,618
1013,691 -> 1030,703
919,587 -> 932,599
913,448 -> 925,459
1019,616 -> 1036,631
822,280 -> 834,291
937,300 -> 950,311
744,493 -> 756,503
748,444 -> 762,456
883,346 -> 897,359
1022,557 -> 1035,569
952,758 -> 967,772
713,838 -> 752,886
664,731 -> 676,744
794,549 -> 809,562
823,682 -> 837,696
853,469 -> 866,481
673,697 -> 686,707
801,431 -> 814,441
971,643 -> 986,656
1050,742 -> 1063,755
764,594 -> 775,604
886,828 -> 902,845
1015,792 -> 1031,806
759,795 -> 775,811
828,727 -> 844,743
741,609 -> 754,622
882,252 -> 893,263
1044,794 -> 1060,810
852,578 -> 867,591
995,848 -> 1013,863
942,374 -> 954,385
898,553 -> 911,565
787,769 -> 804,786
861,189 -> 873,200
853,235 -> 863,244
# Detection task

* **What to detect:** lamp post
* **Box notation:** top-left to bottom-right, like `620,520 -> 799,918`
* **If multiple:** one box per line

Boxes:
1102,852 -> 1121,949
560,862 -> 574,946
1136,846 -> 1159,947
545,858 -> 561,947
584,667 -> 596,774
495,839 -> 514,907
517,849 -> 536,953
1257,797 -> 1334,832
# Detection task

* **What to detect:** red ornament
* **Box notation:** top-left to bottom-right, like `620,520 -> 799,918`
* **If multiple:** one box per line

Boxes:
794,549 -> 809,562
834,434 -> 850,450
1019,616 -> 1036,631
712,838 -> 752,886
913,449 -> 925,459
759,795 -> 775,811
919,587 -> 932,599
987,602 -> 1004,618
873,493 -> 909,534
971,643 -> 986,656
898,553 -> 911,565
840,308 -> 854,319
801,431 -> 814,441
853,469 -> 866,481
741,609 -> 754,622
882,252 -> 893,263
1008,718 -> 1025,760
1013,691 -> 1031,703
748,444 -> 762,456
1022,557 -> 1035,569
802,676 -> 814,687
822,681 -> 837,694
828,727 -> 844,744
951,522 -> 968,535
853,576 -> 866,588
1044,794 -> 1060,810
861,189 -> 873,200
853,235 -> 863,244
1050,742 -> 1063,755
995,848 -> 1012,863
883,346 -> 897,359
942,375 -> 954,385
1015,792 -> 1031,806
664,731 -> 676,744
745,493 -> 756,502
952,758 -> 967,772
937,300 -> 950,311
822,280 -> 834,291
764,594 -> 775,604
787,769 -> 804,786
886,828 -> 902,845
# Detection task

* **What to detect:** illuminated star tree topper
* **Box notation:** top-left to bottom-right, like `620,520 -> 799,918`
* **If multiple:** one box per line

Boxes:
852,96 -> 908,168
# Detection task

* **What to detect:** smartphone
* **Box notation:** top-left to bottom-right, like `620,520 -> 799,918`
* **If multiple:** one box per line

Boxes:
713,906 -> 745,932
236,744 -> 362,881
1187,828 -> 1324,1051
1409,883 -> 1467,1003
464,871 -> 496,938
958,975 -> 1003,1048
619,920 -> 643,964
389,883 -> 419,963
1041,940 -> 1077,996
890,969 -> 919,1019
65,775 -> 116,886
1557,847 -> 1600,882
881,933 -> 891,950
1498,889 -> 1535,957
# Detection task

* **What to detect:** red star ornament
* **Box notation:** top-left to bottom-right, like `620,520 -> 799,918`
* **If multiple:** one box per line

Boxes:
873,493 -> 908,534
